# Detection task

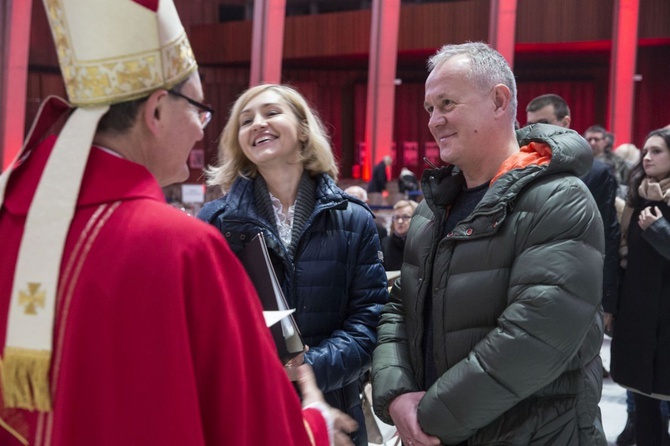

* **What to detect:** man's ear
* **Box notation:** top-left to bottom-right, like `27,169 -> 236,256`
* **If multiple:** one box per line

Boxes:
561,115 -> 572,128
492,84 -> 512,115
143,89 -> 169,136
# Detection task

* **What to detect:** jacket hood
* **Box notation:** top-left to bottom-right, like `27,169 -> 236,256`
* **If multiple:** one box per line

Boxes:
516,123 -> 592,178
421,124 -> 592,211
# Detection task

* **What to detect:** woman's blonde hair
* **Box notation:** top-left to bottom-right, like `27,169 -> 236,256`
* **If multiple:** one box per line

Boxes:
390,199 -> 419,233
206,84 -> 338,193
614,143 -> 640,166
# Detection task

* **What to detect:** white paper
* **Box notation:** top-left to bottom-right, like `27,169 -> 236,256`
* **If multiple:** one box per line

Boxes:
263,309 -> 296,328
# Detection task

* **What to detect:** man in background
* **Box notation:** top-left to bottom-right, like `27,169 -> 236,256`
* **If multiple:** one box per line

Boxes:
367,155 -> 393,194
585,124 -> 630,188
525,93 -> 572,128
526,94 -> 620,321
344,185 -> 388,238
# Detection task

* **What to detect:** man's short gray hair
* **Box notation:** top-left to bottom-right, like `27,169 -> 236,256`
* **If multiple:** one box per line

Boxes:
427,42 -> 517,118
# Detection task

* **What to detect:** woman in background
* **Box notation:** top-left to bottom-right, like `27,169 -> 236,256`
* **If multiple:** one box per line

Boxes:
197,84 -> 388,446
609,128 -> 670,446
381,199 -> 417,271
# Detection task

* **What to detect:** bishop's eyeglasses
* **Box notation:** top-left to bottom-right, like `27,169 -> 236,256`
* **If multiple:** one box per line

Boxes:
167,90 -> 215,129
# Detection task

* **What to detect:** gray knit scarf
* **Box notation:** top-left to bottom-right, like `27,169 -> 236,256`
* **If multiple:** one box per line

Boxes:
253,171 -> 317,257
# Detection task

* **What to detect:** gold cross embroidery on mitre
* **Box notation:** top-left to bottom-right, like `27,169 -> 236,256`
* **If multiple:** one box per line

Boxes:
18,282 -> 47,315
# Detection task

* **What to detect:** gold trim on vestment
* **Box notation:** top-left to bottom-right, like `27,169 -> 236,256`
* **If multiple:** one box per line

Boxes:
1,348 -> 52,411
35,412 -> 46,446
44,202 -> 120,445
1,189 -> 154,445
0,411 -> 28,445
51,203 -> 112,387
44,0 -> 197,106
18,283 -> 47,315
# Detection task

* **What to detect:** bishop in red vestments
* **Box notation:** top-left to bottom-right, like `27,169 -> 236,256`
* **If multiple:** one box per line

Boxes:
0,110 -> 334,446
0,0 -> 352,444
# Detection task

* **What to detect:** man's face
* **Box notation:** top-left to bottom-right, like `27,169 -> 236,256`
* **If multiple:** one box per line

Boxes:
526,104 -> 569,128
153,74 -> 206,186
585,131 -> 607,156
424,55 -> 496,170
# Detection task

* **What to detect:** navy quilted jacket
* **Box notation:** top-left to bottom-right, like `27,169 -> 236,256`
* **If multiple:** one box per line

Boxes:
198,173 -> 388,395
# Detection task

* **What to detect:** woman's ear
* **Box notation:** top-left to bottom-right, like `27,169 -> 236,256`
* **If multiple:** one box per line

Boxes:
299,120 -> 308,143
143,89 -> 169,136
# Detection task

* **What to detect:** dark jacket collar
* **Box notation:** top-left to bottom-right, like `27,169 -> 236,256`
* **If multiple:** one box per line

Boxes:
421,124 -> 592,218
217,172 -> 352,220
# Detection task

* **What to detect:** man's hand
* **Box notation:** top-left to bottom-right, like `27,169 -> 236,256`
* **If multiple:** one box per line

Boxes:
284,350 -> 306,382
604,312 -> 614,335
389,392 -> 441,446
638,205 -> 662,230
296,364 -> 358,446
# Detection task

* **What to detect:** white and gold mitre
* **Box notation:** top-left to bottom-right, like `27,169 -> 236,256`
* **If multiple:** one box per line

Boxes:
45,0 -> 197,106
0,0 -> 199,414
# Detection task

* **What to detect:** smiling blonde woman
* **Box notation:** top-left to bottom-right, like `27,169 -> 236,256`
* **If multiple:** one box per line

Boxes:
198,84 -> 388,446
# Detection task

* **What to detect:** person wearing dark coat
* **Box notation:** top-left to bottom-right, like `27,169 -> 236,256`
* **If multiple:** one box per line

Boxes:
197,84 -> 388,446
381,200 -> 417,270
344,185 -> 388,238
367,156 -> 393,193
582,159 -> 621,314
527,92 -> 627,442
398,167 -> 422,202
372,43 -> 605,445
526,93 -> 621,317
610,128 -> 670,446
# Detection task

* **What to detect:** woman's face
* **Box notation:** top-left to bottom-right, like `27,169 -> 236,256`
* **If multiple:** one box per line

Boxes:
392,206 -> 414,237
642,135 -> 670,181
237,90 -> 303,170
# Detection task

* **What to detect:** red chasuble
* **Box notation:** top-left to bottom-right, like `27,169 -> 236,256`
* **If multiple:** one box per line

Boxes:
0,135 -> 328,445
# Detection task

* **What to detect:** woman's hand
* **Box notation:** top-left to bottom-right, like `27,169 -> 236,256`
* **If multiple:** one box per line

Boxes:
296,364 -> 358,446
389,392 -> 441,446
638,206 -> 662,230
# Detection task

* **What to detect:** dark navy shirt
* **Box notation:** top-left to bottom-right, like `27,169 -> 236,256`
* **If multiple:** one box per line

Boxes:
423,181 -> 490,389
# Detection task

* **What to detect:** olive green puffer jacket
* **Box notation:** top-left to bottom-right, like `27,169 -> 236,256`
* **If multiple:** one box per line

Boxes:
371,124 -> 606,445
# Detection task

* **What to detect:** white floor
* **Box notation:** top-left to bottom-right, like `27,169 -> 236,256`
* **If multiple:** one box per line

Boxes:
601,335 -> 629,445
369,335 -> 631,445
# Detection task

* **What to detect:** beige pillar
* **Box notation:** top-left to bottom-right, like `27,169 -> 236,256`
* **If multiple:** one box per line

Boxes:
363,0 -> 400,181
608,0 -> 640,144
1,0 -> 33,169
488,0 -> 518,69
249,0 -> 286,86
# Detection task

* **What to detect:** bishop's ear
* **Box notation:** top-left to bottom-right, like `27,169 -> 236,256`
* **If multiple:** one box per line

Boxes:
143,89 -> 169,136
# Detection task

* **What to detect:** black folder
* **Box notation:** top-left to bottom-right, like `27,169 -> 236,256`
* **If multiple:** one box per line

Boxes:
238,233 -> 305,364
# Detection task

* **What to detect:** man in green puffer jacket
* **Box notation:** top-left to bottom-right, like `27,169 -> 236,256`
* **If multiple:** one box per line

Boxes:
371,42 -> 606,446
